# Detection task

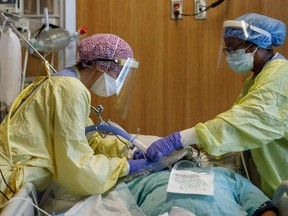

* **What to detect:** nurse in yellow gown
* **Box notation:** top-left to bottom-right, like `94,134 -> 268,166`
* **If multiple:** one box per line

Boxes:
146,13 -> 288,198
0,33 -> 146,207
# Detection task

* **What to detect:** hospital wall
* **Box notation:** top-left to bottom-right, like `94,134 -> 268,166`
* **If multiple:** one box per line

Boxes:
75,0 -> 288,137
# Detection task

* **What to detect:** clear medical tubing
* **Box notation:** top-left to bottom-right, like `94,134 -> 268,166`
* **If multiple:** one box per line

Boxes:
2,14 -> 58,74
85,124 -> 147,153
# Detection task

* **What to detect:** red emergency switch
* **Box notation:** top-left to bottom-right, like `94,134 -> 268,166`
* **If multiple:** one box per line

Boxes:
174,3 -> 180,9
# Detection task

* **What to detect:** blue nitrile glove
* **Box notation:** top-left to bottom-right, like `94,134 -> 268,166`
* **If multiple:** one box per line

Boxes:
128,159 -> 151,174
146,132 -> 183,161
133,149 -> 145,159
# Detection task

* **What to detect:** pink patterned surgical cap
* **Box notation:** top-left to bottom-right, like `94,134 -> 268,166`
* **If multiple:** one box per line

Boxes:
77,33 -> 133,73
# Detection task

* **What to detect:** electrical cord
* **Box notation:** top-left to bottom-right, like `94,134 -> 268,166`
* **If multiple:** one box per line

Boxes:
0,169 -> 15,201
0,191 -> 9,201
181,0 -> 224,17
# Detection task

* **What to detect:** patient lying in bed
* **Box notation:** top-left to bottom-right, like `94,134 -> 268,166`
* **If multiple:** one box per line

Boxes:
127,166 -> 278,216
35,135 -> 278,216
39,165 -> 278,216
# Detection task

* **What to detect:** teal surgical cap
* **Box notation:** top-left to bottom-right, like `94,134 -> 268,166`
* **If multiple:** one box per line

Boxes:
224,13 -> 287,48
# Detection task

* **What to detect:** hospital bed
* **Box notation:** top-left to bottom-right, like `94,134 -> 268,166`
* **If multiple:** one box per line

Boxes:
1,135 -> 288,216
2,168 -> 288,216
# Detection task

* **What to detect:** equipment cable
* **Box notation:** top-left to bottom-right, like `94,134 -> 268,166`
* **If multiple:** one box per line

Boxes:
181,0 -> 224,17
0,169 -> 15,201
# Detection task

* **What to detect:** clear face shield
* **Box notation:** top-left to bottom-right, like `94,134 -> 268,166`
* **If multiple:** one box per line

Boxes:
91,57 -> 139,118
217,21 -> 250,72
218,20 -> 270,73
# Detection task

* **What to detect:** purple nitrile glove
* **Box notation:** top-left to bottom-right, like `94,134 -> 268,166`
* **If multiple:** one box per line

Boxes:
146,132 -> 183,161
128,159 -> 151,174
133,149 -> 145,159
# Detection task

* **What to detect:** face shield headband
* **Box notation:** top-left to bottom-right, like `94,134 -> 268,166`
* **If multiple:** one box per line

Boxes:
223,20 -> 272,42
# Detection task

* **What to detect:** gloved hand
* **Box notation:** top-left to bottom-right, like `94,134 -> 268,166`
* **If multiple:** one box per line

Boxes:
128,159 -> 151,174
146,132 -> 183,161
132,149 -> 145,159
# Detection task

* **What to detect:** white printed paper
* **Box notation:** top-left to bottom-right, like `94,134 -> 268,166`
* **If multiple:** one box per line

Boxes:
167,169 -> 214,195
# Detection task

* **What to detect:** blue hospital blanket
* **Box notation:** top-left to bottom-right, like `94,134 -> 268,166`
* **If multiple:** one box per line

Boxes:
127,167 -> 272,216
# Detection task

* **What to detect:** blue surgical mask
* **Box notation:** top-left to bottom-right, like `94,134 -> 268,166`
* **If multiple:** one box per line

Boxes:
226,46 -> 258,75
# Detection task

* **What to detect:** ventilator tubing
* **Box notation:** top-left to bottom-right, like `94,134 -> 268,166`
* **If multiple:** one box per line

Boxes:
85,124 -> 147,153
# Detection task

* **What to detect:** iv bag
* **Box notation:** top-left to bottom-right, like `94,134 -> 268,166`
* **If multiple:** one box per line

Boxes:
0,28 -> 22,106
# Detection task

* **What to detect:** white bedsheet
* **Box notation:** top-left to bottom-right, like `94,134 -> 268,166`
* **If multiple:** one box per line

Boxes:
40,182 -> 145,216
40,181 -> 196,216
